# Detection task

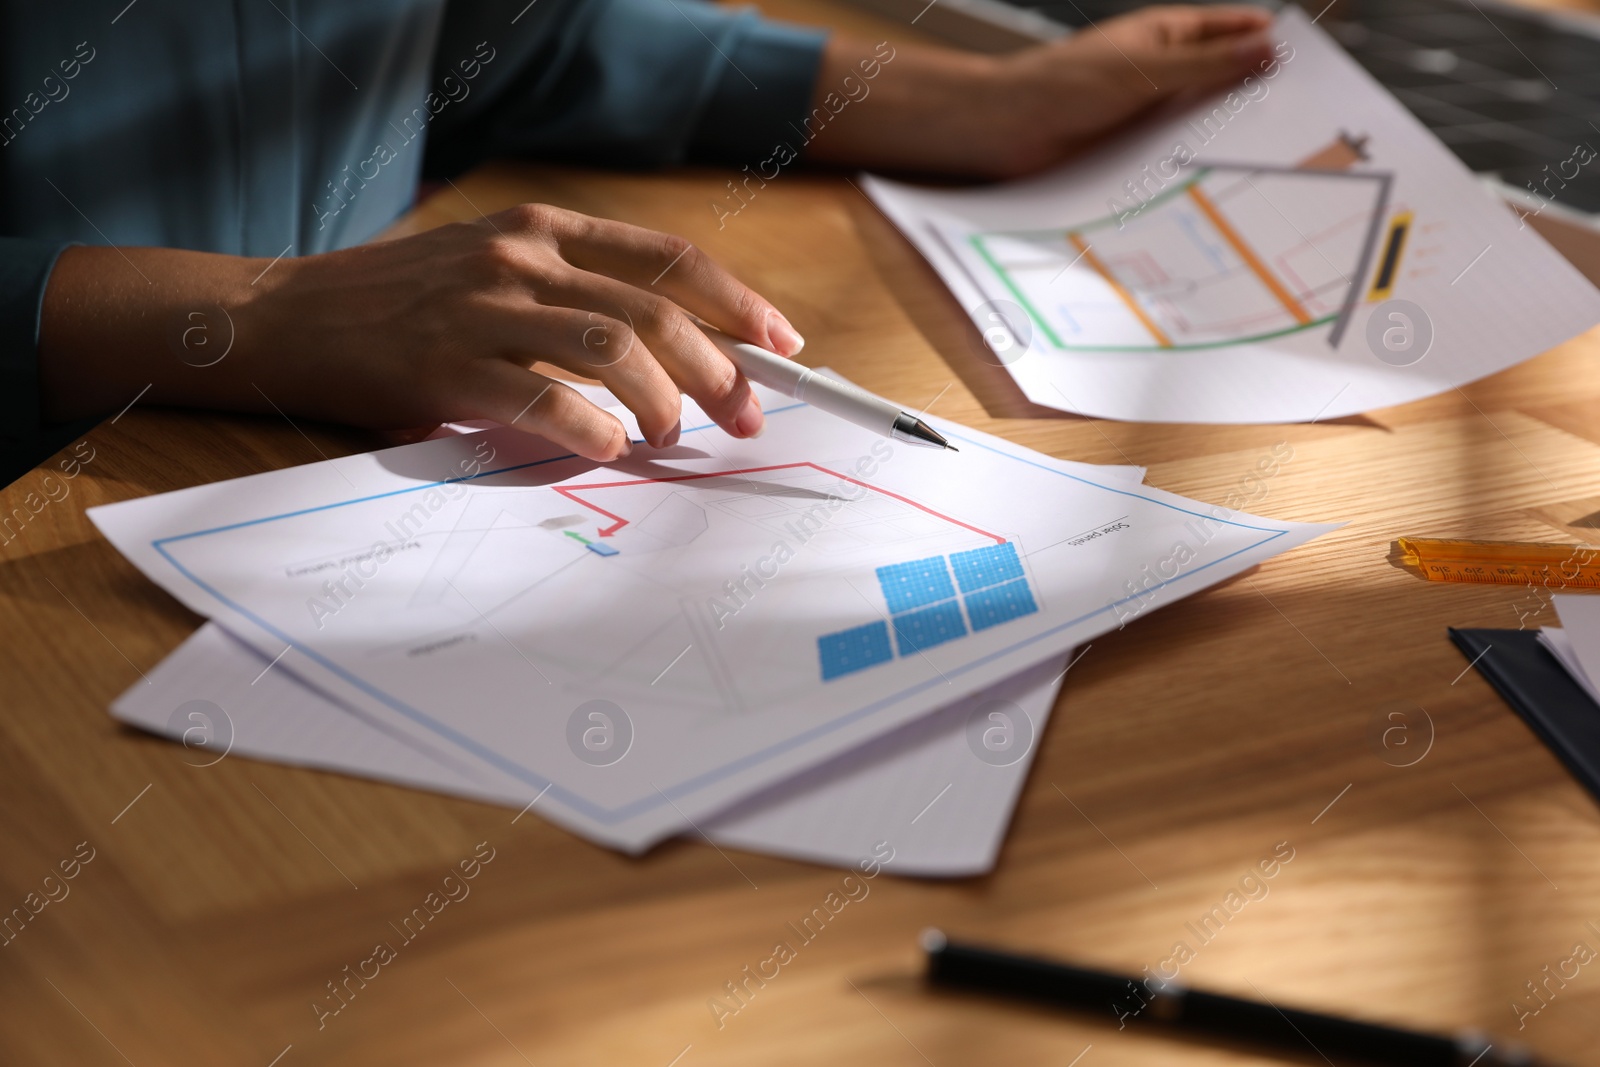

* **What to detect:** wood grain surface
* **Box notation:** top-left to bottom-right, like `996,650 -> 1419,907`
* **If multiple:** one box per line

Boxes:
6,2 -> 1600,1063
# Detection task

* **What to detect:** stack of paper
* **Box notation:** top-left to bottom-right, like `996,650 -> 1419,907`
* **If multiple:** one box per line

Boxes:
94,376 -> 1335,875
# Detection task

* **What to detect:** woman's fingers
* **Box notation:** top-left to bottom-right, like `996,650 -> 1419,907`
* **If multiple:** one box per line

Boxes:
1132,6 -> 1274,86
535,266 -> 767,440
478,300 -> 683,448
503,206 -> 805,356
472,202 -> 793,441
457,361 -> 632,462
1160,5 -> 1272,42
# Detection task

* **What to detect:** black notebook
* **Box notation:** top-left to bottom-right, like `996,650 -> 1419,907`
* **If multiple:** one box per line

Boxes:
1450,628 -> 1600,805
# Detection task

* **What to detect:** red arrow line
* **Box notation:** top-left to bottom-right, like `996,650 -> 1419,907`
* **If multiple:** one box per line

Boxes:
552,486 -> 629,536
550,462 -> 1006,545
821,466 -> 1006,545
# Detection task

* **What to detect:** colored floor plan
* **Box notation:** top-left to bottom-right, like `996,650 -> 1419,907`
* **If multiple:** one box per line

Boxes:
964,161 -> 1392,352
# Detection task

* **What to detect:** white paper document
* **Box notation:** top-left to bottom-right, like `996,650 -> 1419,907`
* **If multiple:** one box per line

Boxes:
111,624 -> 1073,876
863,8 -> 1600,424
110,375 -> 1122,875
91,385 -> 1335,851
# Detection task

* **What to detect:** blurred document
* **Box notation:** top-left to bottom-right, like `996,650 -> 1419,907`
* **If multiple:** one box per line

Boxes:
863,7 -> 1600,423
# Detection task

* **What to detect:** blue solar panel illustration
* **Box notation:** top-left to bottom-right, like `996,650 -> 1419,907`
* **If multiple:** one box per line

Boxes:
892,601 -> 967,655
822,544 -> 1036,679
817,621 -> 894,680
964,578 -> 1038,631
875,556 -> 956,614
949,542 -> 1026,593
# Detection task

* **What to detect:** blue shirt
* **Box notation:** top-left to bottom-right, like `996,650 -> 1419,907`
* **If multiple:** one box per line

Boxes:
0,0 -> 826,485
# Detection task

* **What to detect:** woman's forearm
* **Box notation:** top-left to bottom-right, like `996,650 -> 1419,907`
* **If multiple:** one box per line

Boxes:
39,245 -> 275,423
802,8 -> 1274,179
800,37 -> 1012,176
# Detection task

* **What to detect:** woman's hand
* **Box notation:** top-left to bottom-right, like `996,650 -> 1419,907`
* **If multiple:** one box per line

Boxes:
806,6 -> 1274,179
986,5 -> 1276,175
40,204 -> 804,461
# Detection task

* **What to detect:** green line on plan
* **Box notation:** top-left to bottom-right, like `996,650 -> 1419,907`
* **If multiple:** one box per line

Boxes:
565,530 -> 592,545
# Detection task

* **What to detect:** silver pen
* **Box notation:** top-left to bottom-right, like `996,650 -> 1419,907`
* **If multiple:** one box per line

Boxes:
702,327 -> 956,450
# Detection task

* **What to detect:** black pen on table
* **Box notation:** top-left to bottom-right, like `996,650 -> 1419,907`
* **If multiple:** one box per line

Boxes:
921,930 -> 1558,1067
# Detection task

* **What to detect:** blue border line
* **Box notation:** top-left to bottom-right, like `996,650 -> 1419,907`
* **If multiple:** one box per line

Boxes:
151,407 -> 1289,824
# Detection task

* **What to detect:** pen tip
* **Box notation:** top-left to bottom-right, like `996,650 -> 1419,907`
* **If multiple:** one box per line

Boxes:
946,445 -> 959,453
919,928 -> 948,954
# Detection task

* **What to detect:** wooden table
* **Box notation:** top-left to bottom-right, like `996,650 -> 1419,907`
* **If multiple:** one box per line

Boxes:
8,3 -> 1600,1063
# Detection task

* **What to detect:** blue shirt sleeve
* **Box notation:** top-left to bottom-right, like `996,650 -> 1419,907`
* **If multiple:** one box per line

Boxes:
425,0 -> 828,174
686,9 -> 830,165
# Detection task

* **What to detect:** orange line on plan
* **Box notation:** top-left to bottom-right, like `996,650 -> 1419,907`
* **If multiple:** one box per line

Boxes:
1186,184 -> 1313,326
1067,233 -> 1172,348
